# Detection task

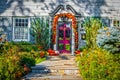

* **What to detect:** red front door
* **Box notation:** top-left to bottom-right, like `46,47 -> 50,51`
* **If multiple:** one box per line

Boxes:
58,24 -> 71,53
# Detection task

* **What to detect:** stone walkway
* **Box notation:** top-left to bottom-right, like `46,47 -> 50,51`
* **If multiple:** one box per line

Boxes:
22,54 -> 82,80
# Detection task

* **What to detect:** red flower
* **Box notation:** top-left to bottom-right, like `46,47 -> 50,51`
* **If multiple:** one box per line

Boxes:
75,50 -> 81,54
40,51 -> 45,58
47,49 -> 59,56
47,49 -> 54,53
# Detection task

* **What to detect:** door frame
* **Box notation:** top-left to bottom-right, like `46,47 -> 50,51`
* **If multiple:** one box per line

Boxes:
52,13 -> 77,55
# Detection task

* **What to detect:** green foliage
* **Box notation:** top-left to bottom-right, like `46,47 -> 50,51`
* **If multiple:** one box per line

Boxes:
83,17 -> 102,48
0,42 -> 46,80
10,41 -> 32,45
9,41 -> 38,52
79,46 -> 88,51
76,48 -> 120,80
31,17 -> 50,50
19,53 -> 35,68
35,58 -> 46,64
0,42 -> 18,55
0,44 -> 4,54
96,27 -> 120,53
18,45 -> 38,52
0,43 -> 22,80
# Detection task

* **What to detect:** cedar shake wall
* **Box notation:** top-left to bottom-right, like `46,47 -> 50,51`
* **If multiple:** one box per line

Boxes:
0,17 -> 12,41
0,0 -> 120,17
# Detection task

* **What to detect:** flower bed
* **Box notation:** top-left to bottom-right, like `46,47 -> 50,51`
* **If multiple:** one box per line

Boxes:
0,42 -> 46,80
76,48 -> 120,80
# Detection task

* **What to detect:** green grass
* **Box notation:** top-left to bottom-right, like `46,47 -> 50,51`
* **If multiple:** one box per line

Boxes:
35,58 -> 46,64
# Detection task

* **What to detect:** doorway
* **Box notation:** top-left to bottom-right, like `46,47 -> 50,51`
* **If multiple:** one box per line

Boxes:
58,23 -> 71,53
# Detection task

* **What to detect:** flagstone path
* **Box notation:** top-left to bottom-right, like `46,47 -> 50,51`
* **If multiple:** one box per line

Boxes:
22,54 -> 82,80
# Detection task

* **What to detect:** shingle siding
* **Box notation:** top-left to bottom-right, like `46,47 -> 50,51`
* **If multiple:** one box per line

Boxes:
0,0 -> 120,17
0,17 -> 13,41
0,0 -> 119,47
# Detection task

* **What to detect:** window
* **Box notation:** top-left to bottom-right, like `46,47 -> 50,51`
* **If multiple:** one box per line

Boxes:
13,17 -> 30,41
113,19 -> 120,27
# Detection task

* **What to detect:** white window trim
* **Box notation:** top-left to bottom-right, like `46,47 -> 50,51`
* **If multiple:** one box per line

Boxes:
12,17 -> 30,42
111,18 -> 120,27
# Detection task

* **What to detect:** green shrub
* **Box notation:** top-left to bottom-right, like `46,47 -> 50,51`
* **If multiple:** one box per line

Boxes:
79,46 -> 88,51
31,17 -> 50,50
0,42 -> 46,80
18,45 -> 38,52
0,44 -> 4,54
83,17 -> 102,48
10,41 -> 32,45
0,44 -> 22,80
19,53 -> 35,68
0,42 -> 16,55
76,48 -> 120,80
96,27 -> 120,53
10,41 -> 39,52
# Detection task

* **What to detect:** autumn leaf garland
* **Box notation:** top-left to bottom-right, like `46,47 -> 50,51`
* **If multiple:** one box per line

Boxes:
52,13 -> 78,48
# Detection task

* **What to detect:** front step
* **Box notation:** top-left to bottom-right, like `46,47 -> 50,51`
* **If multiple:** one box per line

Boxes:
31,67 -> 80,75
22,54 -> 82,80
23,73 -> 82,80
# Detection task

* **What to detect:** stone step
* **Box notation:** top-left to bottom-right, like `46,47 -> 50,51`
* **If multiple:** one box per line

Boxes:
31,65 -> 79,73
32,63 -> 77,70
46,55 -> 75,61
22,54 -> 82,80
33,64 -> 76,68
22,73 -> 82,80
31,69 -> 80,75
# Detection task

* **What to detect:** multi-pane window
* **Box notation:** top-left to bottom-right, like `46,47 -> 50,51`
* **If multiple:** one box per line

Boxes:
13,17 -> 30,41
113,20 -> 120,27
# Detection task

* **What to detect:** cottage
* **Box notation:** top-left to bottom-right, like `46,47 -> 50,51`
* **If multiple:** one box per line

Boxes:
0,0 -> 120,55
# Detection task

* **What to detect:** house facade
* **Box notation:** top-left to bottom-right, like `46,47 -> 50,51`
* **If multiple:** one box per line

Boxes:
0,0 -> 120,55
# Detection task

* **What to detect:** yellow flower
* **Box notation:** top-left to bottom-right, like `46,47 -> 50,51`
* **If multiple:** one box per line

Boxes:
103,27 -> 108,30
106,32 -> 110,36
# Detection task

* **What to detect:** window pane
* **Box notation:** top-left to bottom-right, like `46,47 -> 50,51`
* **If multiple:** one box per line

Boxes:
117,21 -> 119,26
15,19 -> 18,22
25,23 -> 28,26
59,44 -> 64,50
25,19 -> 28,23
21,22 -> 24,26
15,23 -> 18,26
19,23 -> 21,26
22,19 -> 24,22
66,29 -> 70,38
59,30 -> 63,38
113,20 -> 116,26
